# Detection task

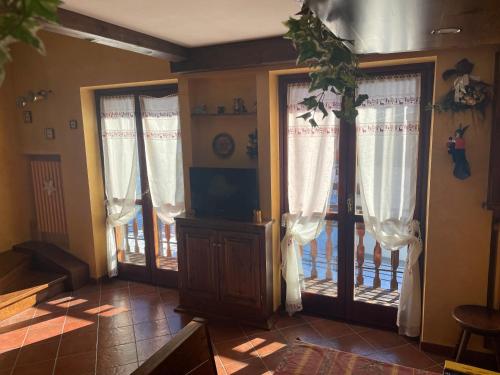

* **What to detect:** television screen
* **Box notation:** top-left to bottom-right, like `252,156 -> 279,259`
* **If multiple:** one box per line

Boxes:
190,167 -> 259,221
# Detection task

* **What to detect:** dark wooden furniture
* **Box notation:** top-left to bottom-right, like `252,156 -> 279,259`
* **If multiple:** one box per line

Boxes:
487,52 -> 500,313
175,214 -> 274,328
132,317 -> 216,375
487,52 -> 500,213
452,305 -> 500,368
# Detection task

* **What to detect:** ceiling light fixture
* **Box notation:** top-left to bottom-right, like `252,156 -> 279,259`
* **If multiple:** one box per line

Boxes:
431,27 -> 462,35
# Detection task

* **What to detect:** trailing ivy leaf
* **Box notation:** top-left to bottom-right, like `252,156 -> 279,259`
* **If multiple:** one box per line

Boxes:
354,94 -> 369,107
318,101 -> 328,119
332,110 -> 342,119
309,118 -> 318,127
0,0 -> 61,86
297,112 -> 312,121
299,95 -> 318,109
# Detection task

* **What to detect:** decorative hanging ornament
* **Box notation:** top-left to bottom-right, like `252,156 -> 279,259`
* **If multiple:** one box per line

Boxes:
447,124 -> 471,180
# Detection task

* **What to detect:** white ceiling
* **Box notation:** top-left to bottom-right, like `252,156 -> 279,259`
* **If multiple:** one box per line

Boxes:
60,0 -> 302,47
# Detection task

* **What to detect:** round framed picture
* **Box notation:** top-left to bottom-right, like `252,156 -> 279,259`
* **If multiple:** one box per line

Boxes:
212,133 -> 235,158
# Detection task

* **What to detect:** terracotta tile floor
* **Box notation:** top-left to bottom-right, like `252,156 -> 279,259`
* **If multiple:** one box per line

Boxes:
0,280 -> 449,375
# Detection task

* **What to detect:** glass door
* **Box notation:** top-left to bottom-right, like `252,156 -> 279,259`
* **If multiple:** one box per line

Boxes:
279,63 -> 433,330
96,84 -> 182,287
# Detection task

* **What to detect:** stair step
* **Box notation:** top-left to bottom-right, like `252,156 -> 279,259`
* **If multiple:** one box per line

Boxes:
0,251 -> 32,292
0,270 -> 67,321
14,241 -> 89,290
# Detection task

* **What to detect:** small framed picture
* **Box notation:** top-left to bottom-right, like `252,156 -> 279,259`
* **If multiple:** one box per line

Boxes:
44,128 -> 55,140
69,119 -> 78,129
23,111 -> 32,124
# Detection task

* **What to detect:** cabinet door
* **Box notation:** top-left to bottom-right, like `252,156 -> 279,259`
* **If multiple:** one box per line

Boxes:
218,231 -> 261,308
178,226 -> 218,299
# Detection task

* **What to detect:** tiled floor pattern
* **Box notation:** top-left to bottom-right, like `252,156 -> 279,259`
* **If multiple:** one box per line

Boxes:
0,280 -> 449,375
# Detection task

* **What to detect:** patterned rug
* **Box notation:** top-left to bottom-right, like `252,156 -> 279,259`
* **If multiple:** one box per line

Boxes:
275,341 -> 437,375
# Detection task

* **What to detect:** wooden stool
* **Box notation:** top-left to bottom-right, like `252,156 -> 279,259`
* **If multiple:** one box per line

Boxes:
452,305 -> 500,368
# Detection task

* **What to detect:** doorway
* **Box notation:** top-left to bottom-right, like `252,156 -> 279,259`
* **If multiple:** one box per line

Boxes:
95,84 -> 182,287
279,63 -> 433,330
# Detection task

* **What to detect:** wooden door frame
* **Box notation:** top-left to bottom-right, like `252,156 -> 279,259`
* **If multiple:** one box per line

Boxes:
278,62 -> 434,331
95,84 -> 179,287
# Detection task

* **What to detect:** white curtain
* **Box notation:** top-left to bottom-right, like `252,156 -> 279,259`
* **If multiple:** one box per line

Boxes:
101,95 -> 138,277
356,73 -> 423,337
140,95 -> 184,225
281,83 -> 340,315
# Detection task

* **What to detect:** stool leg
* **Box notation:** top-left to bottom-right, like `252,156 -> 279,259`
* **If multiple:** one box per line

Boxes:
454,329 -> 470,363
492,336 -> 500,371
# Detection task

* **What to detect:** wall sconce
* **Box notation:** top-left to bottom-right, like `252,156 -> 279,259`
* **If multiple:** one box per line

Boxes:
16,89 -> 53,108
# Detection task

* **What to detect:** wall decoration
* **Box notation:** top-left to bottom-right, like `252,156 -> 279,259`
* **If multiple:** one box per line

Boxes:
69,119 -> 78,129
212,133 -> 235,158
29,155 -> 69,247
431,58 -> 490,115
16,89 -> 53,108
23,111 -> 32,124
246,128 -> 258,159
44,128 -> 55,140
447,124 -> 471,180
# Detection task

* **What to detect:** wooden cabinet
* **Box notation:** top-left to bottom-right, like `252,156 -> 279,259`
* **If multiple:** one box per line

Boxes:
175,214 -> 274,328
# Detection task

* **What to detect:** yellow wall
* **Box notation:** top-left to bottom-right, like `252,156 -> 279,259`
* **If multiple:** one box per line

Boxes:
3,29 -> 499,350
8,31 -> 172,276
421,46 -> 497,349
0,65 -> 31,251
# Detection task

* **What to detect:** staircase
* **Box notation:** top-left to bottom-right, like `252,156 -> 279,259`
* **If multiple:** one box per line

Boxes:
0,242 -> 90,321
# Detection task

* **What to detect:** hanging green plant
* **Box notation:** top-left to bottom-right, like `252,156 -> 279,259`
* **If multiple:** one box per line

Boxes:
0,0 -> 61,85
284,6 -> 367,126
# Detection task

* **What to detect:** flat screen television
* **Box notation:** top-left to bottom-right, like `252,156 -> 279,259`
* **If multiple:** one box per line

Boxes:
190,167 -> 259,221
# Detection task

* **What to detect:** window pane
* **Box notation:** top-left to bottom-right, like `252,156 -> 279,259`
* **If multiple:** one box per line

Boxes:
302,220 -> 338,297
353,222 -> 406,307
328,152 -> 340,213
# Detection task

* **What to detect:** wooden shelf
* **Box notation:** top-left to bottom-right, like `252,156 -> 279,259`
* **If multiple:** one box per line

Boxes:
191,112 -> 257,118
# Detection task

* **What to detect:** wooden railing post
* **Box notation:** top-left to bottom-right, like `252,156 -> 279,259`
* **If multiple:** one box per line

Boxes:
310,239 -> 318,279
165,223 -> 172,257
325,221 -> 333,280
125,223 -> 131,253
356,223 -> 365,287
115,225 -> 124,262
133,217 -> 140,253
373,241 -> 382,288
390,250 -> 400,291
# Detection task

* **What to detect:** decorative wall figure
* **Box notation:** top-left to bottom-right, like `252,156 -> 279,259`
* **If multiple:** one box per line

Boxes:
432,58 -> 490,115
447,124 -> 471,180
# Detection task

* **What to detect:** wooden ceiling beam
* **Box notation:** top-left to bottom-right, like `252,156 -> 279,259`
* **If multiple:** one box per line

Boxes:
44,8 -> 188,62
170,37 -> 297,73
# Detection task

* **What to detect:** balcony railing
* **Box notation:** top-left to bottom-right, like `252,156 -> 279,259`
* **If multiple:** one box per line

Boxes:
300,221 -> 405,307
114,208 -> 178,271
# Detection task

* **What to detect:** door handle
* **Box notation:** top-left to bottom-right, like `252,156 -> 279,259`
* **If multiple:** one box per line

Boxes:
347,194 -> 354,215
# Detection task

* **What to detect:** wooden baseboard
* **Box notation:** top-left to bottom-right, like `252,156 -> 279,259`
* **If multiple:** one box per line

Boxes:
420,341 -> 497,370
